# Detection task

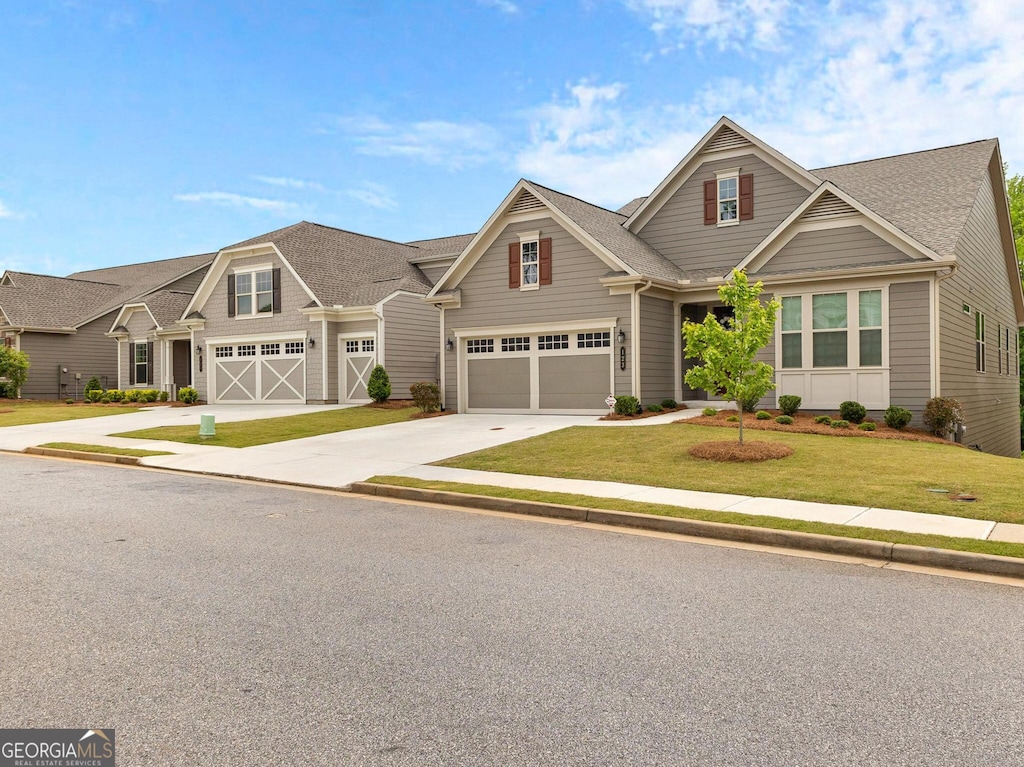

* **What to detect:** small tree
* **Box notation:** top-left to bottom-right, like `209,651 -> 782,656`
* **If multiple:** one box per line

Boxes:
84,376 -> 102,396
682,269 -> 780,444
0,347 -> 30,398
367,365 -> 391,403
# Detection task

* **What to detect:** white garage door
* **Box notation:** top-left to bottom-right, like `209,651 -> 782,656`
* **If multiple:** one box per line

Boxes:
211,339 -> 306,403
462,329 -> 613,414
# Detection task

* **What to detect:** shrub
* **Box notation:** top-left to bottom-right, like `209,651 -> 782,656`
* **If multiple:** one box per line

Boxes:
409,381 -> 441,413
177,387 -> 199,405
85,389 -> 103,403
614,395 -> 641,416
646,403 -> 663,413
858,422 -> 876,431
839,400 -> 867,424
831,419 -> 850,429
0,347 -> 30,396
755,410 -> 771,420
726,414 -> 739,422
105,389 -> 124,403
738,392 -> 761,413
923,396 -> 964,437
84,376 -> 102,395
367,365 -> 391,403
814,415 -> 832,425
143,389 -> 159,403
775,415 -> 794,425
884,405 -> 913,430
660,399 -> 678,410
100,395 -> 111,404
122,389 -> 139,402
702,407 -> 717,417
159,391 -> 169,402
65,398 -> 75,405
778,395 -> 802,416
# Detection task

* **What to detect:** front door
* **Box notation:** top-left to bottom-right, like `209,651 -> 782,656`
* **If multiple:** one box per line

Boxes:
341,335 -> 377,403
172,340 -> 192,392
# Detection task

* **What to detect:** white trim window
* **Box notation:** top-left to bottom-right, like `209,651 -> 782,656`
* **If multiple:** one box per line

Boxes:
780,296 -> 802,368
521,241 -> 539,288
976,311 -> 986,373
236,269 -> 274,316
857,290 -> 883,367
717,170 -> 739,224
778,288 -> 887,370
134,343 -> 149,385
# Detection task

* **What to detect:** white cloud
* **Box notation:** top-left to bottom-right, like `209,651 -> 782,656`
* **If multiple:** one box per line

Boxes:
343,183 -> 397,210
477,0 -> 520,14
515,1 -> 1024,205
173,192 -> 297,215
253,176 -> 328,192
333,115 -> 503,170
626,0 -> 794,51
0,200 -> 16,219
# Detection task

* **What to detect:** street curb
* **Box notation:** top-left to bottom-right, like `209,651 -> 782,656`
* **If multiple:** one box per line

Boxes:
23,446 -> 142,465
350,482 -> 1024,580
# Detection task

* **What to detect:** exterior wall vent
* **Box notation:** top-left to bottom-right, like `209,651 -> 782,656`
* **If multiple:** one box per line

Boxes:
704,127 -> 752,154
509,190 -> 545,214
803,192 -> 859,221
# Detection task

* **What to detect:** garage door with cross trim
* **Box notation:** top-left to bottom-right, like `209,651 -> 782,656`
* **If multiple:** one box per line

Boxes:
462,329 -> 613,415
340,335 -> 377,403
212,339 -> 306,403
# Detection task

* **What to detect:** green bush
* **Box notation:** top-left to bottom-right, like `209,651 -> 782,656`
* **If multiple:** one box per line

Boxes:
0,346 -> 30,396
660,399 -> 678,410
646,403 -> 663,413
831,419 -> 850,429
726,414 -> 739,422
84,376 -> 102,395
144,389 -> 159,402
367,365 -> 392,403
702,407 -> 717,417
814,415 -> 832,425
105,389 -> 124,403
839,400 -> 867,424
99,396 -> 111,404
85,389 -> 103,403
738,392 -> 761,413
775,415 -> 794,425
755,410 -> 771,420
884,405 -> 913,430
409,382 -> 441,413
65,398 -> 75,405
177,387 -> 199,405
778,395 -> 802,416
159,391 -> 169,402
614,395 -> 641,416
923,396 -> 964,437
858,422 -> 876,431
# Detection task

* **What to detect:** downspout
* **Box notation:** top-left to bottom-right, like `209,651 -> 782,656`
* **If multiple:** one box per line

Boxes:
932,264 -> 959,397
631,280 -> 654,399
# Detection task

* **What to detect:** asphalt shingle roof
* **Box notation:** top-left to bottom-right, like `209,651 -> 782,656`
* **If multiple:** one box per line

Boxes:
406,233 -> 476,258
140,290 -> 195,328
811,140 -> 996,259
225,221 -> 434,306
615,197 -> 647,217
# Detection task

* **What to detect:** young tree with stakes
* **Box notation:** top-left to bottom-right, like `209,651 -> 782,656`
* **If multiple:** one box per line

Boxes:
683,269 -> 780,445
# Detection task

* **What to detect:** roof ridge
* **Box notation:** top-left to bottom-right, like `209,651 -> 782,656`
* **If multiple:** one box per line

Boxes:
405,232 -> 477,245
3,271 -> 122,287
299,220 -> 423,251
812,138 -> 996,173
68,251 -> 215,275
525,180 -> 628,220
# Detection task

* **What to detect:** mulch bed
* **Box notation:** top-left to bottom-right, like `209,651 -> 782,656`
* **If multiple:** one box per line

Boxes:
682,411 -> 951,445
600,405 -> 688,421
688,440 -> 795,462
367,399 -> 418,410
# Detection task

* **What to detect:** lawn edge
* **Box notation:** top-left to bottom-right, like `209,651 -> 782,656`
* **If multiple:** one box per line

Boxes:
350,481 -> 1024,580
24,446 -> 145,465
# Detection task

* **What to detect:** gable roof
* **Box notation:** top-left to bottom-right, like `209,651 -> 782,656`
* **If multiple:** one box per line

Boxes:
406,233 -> 477,260
812,139 -> 998,259
220,221 -> 434,307
615,197 -> 647,217
141,289 -> 196,328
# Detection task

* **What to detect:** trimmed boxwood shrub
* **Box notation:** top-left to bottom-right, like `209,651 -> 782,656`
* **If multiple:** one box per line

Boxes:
99,395 -> 111,404
839,400 -> 867,424
726,414 -> 739,422
410,381 -> 441,413
831,419 -> 850,429
159,391 -> 169,402
142,389 -> 159,403
814,415 -> 832,425
755,410 -> 771,420
923,396 -> 964,437
858,422 -> 876,431
105,389 -> 124,402
85,389 -> 103,403
702,407 -> 717,417
177,387 -> 199,405
775,415 -> 794,425
777,395 -> 801,416
367,365 -> 392,403
646,403 -> 663,413
884,405 -> 913,430
614,395 -> 641,416
660,399 -> 677,410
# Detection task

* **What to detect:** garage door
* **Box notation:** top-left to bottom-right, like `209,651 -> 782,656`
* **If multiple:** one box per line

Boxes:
463,330 -> 613,414
211,339 -> 306,403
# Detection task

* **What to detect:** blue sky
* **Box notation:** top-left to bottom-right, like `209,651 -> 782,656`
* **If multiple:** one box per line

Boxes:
2,0 -> 1023,275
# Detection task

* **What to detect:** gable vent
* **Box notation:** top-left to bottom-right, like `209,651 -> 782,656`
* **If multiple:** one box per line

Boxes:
704,126 -> 752,154
803,192 -> 859,221
509,190 -> 545,214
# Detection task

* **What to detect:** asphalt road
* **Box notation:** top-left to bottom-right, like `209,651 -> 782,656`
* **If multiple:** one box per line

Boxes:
2,454 -> 1024,767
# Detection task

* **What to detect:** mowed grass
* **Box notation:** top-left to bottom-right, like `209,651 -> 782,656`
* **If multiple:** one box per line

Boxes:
0,400 -> 138,426
369,475 -> 1024,560
437,423 -> 1024,524
40,442 -> 173,458
114,405 -> 419,448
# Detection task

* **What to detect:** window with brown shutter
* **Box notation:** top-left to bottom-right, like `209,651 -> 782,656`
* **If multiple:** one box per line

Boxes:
227,274 -> 236,317
539,238 -> 552,285
508,242 -> 521,289
272,268 -> 282,314
739,173 -> 754,220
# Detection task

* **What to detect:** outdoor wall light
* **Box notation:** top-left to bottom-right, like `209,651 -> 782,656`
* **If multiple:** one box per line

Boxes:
308,337 -> 315,348
616,329 -> 626,344
445,338 -> 455,352
195,345 -> 202,354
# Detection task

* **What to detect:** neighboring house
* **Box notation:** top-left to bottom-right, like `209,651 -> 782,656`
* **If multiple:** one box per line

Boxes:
177,221 -> 448,404
427,117 -> 1024,457
0,253 -> 213,399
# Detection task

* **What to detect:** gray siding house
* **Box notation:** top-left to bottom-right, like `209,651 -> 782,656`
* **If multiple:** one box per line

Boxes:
428,118 -> 1024,457
0,254 -> 212,399
176,221 -> 447,405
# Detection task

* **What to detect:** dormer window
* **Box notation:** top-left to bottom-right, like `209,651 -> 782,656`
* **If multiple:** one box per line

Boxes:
521,241 -> 539,288
704,170 -> 754,226
508,234 -> 552,289
227,266 -> 281,318
718,173 -> 738,223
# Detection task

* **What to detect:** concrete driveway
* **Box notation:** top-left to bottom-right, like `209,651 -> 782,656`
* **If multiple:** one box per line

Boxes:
0,404 -> 596,488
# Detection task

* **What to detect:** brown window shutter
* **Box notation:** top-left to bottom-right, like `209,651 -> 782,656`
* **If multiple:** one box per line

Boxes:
739,173 -> 754,220
128,343 -> 136,386
272,268 -> 282,313
508,242 -> 520,289
227,274 -> 236,317
146,342 -> 154,384
703,179 -> 717,225
539,238 -> 552,285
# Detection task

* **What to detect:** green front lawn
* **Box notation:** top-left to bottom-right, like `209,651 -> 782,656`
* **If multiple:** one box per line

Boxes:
0,400 -> 139,426
40,442 -> 174,458
437,423 -> 1024,524
114,406 -> 419,448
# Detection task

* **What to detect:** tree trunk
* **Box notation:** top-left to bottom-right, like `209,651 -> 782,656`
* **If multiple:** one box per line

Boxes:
738,407 -> 744,445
